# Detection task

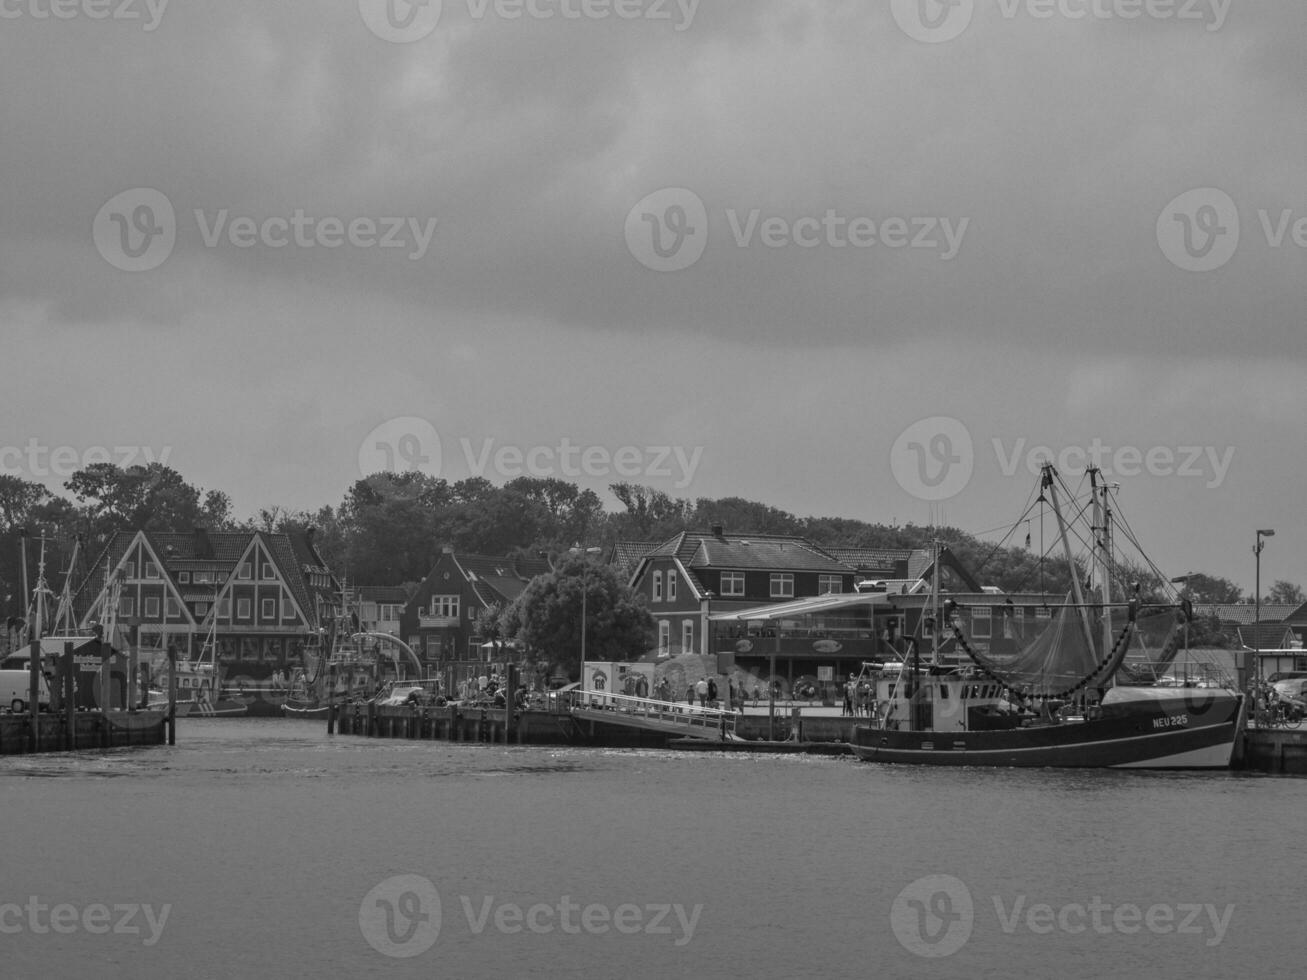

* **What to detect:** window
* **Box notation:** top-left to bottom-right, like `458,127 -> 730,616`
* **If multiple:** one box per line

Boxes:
652,572 -> 663,602
145,562 -> 159,579
238,562 -> 252,580
237,598 -> 251,619
119,597 -> 135,617
218,596 -> 231,619
770,573 -> 794,598
124,561 -> 136,580
194,602 -> 209,617
658,620 -> 670,656
818,575 -> 842,595
261,562 -> 274,581
681,620 -> 694,656
144,596 -> 160,618
430,596 -> 460,618
165,597 -> 180,618
721,572 -> 745,596
262,598 -> 276,620
1035,607 -> 1052,620
972,606 -> 992,638
282,595 -> 294,620
178,571 -> 190,584
667,573 -> 677,602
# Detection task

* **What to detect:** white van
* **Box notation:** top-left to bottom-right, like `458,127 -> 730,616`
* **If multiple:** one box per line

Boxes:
0,658 -> 51,713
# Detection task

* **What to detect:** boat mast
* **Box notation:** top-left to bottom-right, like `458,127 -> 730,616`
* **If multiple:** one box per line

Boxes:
1043,464 -> 1099,663
1091,469 -> 1115,677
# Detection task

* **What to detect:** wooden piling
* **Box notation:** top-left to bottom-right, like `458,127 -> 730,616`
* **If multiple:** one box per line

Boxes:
168,643 -> 177,746
27,639 -> 40,754
63,641 -> 75,751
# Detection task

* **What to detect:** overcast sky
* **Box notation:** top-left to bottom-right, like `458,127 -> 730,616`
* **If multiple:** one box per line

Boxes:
3,0 -> 1304,594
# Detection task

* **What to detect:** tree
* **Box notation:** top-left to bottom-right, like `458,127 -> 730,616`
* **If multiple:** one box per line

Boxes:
1266,580 -> 1305,606
0,476 -> 53,532
500,554 -> 654,680
1171,572 -> 1244,605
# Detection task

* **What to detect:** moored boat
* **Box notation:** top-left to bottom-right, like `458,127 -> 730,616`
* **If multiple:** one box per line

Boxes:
851,463 -> 1244,769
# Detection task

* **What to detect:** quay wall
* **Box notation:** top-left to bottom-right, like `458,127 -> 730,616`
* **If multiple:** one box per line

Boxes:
0,710 -> 169,755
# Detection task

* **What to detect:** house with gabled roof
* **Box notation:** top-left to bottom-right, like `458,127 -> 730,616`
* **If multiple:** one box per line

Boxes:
626,524 -> 861,662
72,527 -> 339,679
400,549 -> 551,689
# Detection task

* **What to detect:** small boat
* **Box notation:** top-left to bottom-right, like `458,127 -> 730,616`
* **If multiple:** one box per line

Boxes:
850,464 -> 1244,769
281,700 -> 330,720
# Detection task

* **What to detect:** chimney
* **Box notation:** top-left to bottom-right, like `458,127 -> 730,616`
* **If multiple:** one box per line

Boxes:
710,524 -> 724,538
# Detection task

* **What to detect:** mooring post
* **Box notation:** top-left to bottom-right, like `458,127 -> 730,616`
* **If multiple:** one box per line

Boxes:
167,643 -> 177,746
326,663 -> 337,735
28,639 -> 41,753
128,630 -> 139,714
64,641 -> 76,751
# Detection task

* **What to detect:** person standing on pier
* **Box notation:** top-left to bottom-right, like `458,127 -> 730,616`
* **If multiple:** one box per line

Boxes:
695,676 -> 708,707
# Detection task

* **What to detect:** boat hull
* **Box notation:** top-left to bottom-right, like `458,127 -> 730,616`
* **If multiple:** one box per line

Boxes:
851,692 -> 1242,769
281,703 -> 329,720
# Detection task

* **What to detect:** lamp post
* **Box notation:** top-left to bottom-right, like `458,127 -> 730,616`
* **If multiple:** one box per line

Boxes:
1253,530 -> 1274,713
569,546 -> 602,685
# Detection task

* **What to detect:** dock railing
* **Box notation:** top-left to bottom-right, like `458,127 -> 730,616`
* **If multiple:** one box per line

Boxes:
570,689 -> 739,738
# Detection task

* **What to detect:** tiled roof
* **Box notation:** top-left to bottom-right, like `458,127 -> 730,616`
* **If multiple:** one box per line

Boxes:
1195,603 -> 1300,625
1236,623 -> 1297,649
644,531 -> 853,574
610,541 -> 660,579
825,548 -> 916,575
74,528 -> 336,629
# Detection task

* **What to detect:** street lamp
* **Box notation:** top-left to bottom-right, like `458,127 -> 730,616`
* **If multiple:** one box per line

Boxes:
1253,530 -> 1275,702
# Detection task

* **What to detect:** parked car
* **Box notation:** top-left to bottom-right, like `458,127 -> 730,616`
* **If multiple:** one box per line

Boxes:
1272,678 -> 1307,703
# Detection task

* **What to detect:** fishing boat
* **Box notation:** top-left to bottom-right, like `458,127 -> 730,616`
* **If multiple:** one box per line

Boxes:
850,464 -> 1244,769
156,619 -> 248,718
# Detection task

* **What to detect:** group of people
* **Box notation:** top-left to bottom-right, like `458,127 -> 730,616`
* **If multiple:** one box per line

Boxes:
842,675 -> 879,718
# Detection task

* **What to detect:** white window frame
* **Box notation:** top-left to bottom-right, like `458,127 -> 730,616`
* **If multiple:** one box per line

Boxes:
770,573 -> 794,599
145,562 -> 160,580
144,596 -> 160,618
238,562 -> 252,581
681,620 -> 694,656
652,571 -> 663,602
818,574 -> 842,595
262,598 -> 276,620
261,562 -> 274,581
667,572 -> 677,602
721,572 -> 745,597
972,606 -> 992,638
658,620 -> 670,656
237,597 -> 251,620
165,597 -> 180,618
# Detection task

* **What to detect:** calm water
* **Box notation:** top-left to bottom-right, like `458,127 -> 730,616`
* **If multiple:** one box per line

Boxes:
1,719 -> 1304,979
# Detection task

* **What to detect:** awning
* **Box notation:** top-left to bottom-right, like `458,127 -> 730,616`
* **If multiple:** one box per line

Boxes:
708,592 -> 890,623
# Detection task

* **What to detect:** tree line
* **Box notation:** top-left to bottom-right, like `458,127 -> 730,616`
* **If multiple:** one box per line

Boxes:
1,466 -> 1301,622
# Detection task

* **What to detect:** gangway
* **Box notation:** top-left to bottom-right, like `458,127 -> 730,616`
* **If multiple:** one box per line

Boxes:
568,689 -> 742,741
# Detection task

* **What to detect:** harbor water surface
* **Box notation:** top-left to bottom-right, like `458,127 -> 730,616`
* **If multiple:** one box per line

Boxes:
2,719 -> 1303,979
